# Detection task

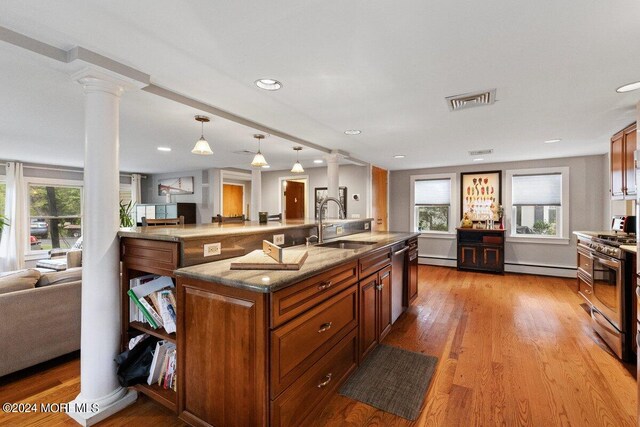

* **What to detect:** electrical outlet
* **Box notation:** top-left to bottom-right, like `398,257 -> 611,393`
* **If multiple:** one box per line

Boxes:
364,222 -> 370,230
203,242 -> 221,257
336,226 -> 344,235
273,234 -> 285,245
351,213 -> 361,219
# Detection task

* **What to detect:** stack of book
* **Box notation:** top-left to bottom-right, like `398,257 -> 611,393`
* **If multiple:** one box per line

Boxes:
147,340 -> 177,390
128,276 -> 177,334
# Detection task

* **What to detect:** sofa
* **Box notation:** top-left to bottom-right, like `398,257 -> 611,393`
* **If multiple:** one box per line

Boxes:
0,252 -> 82,377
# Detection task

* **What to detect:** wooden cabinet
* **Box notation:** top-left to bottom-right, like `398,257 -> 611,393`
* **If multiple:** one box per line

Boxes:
610,122 -> 637,200
456,228 -> 505,274
405,238 -> 419,304
359,265 -> 392,362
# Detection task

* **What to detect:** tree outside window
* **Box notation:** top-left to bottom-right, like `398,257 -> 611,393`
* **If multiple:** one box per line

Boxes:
29,184 -> 82,251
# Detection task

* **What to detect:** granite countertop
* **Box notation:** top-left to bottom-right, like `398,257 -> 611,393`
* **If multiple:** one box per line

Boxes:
174,231 -> 419,293
620,245 -> 637,254
118,218 -> 372,242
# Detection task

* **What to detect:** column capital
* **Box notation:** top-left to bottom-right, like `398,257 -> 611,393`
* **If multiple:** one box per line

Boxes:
72,66 -> 145,96
324,153 -> 340,163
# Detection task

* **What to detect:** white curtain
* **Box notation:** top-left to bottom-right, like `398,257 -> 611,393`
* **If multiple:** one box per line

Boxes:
0,162 -> 27,271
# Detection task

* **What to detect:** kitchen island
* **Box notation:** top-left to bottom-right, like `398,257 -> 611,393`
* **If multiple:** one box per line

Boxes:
119,221 -> 419,426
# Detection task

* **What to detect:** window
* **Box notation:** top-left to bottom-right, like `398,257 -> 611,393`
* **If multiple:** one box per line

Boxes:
0,179 -> 5,239
506,167 -> 569,242
28,183 -> 82,252
120,184 -> 132,205
411,174 -> 456,234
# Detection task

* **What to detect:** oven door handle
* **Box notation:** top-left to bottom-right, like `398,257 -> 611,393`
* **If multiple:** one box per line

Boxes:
591,308 -> 620,337
592,254 -> 620,269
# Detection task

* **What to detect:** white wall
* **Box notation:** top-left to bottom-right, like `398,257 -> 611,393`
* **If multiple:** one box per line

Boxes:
260,164 -> 369,219
142,169 -> 215,223
390,154 -> 608,276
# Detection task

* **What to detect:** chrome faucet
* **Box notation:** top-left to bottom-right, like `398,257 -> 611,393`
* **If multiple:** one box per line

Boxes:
306,235 -> 318,247
318,196 -> 345,244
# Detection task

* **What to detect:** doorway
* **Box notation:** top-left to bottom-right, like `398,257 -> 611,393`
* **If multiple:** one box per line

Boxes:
222,183 -> 244,217
285,180 -> 305,220
371,165 -> 388,231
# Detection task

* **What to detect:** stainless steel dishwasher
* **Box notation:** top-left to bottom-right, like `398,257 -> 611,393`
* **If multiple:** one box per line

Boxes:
391,243 -> 409,323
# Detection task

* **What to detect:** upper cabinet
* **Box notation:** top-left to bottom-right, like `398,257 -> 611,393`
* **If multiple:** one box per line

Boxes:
611,122 -> 637,200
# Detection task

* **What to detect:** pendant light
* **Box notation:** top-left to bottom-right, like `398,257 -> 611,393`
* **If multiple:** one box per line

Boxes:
251,134 -> 268,167
191,115 -> 213,155
291,146 -> 304,173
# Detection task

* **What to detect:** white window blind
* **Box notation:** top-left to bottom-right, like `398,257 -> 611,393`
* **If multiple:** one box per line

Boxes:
512,173 -> 562,206
415,179 -> 451,205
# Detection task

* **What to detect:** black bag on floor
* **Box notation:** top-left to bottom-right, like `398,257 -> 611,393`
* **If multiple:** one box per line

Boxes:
115,335 -> 159,387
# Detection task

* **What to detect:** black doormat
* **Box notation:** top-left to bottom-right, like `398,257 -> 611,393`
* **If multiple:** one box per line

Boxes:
339,344 -> 438,420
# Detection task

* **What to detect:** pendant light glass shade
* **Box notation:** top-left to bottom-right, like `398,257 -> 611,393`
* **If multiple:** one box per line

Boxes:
251,134 -> 268,167
192,136 -> 213,155
251,152 -> 268,167
291,161 -> 304,173
291,146 -> 304,173
192,115 -> 213,155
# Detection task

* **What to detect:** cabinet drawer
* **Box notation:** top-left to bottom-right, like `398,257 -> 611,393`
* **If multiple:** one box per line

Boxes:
578,277 -> 593,304
271,285 -> 358,398
121,238 -> 179,274
271,261 -> 357,328
359,248 -> 392,278
271,329 -> 358,427
577,251 -> 593,278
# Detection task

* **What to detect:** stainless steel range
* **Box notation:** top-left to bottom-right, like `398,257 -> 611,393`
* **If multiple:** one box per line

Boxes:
577,227 -> 636,361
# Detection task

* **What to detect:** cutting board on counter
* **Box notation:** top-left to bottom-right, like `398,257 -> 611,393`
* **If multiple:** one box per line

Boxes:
230,249 -> 308,270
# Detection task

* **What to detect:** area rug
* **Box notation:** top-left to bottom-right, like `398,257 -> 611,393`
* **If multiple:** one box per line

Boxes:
339,344 -> 438,420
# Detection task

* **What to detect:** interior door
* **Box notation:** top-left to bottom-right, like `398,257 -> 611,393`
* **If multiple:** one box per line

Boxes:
285,181 -> 305,220
223,184 -> 244,217
371,166 -> 388,231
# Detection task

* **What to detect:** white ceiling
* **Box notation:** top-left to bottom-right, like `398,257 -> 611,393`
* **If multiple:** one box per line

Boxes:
1,0 -> 640,172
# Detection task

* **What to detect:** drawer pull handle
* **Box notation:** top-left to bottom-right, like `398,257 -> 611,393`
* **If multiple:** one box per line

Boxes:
376,283 -> 384,291
317,373 -> 333,388
318,281 -> 333,291
584,289 -> 591,295
318,322 -> 332,333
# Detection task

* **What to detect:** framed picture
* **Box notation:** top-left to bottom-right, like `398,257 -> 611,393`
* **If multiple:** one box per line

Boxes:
460,171 -> 501,221
158,176 -> 194,196
314,186 -> 347,218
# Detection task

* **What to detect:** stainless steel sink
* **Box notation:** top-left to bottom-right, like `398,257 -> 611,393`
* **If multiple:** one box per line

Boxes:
316,240 -> 377,249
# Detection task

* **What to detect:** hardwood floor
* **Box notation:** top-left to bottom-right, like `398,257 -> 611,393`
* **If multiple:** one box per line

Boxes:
1,266 -> 635,426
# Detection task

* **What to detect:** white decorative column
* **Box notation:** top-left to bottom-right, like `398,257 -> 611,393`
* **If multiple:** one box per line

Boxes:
251,167 -> 262,221
326,153 -> 340,218
68,68 -> 139,426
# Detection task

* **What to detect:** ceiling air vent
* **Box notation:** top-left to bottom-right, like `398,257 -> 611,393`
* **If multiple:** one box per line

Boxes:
469,149 -> 493,156
232,150 -> 255,155
446,89 -> 496,112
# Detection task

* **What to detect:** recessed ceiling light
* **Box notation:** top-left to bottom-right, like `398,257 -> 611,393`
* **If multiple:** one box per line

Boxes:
313,159 -> 323,164
157,147 -> 171,152
473,158 -> 484,162
616,81 -> 640,93
344,130 -> 361,135
394,155 -> 406,159
544,139 -> 561,144
262,165 -> 271,169
255,79 -> 282,91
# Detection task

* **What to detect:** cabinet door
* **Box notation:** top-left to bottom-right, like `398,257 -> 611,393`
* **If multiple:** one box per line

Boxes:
458,245 -> 479,269
624,125 -> 637,197
481,247 -> 502,271
407,251 -> 418,303
359,275 -> 378,362
378,266 -> 392,341
611,132 -> 625,198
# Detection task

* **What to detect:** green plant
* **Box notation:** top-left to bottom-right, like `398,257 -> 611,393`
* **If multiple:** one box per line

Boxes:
532,220 -> 553,235
119,200 -> 135,228
0,215 -> 9,229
